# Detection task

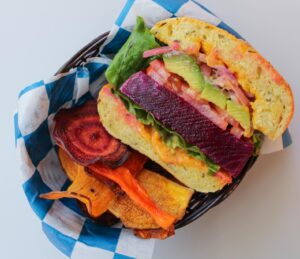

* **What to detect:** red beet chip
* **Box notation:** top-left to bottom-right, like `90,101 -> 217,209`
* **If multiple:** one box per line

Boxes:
53,100 -> 129,167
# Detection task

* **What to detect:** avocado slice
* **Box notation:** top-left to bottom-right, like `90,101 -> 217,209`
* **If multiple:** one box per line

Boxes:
163,53 -> 228,109
163,53 -> 205,91
201,83 -> 227,110
227,100 -> 251,132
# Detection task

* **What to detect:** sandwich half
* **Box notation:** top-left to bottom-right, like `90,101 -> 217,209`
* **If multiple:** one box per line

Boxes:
98,17 -> 294,193
151,17 -> 294,140
99,84 -> 232,193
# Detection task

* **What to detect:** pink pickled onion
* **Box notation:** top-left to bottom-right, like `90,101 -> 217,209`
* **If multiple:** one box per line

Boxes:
229,82 -> 251,107
215,65 -> 236,82
200,63 -> 212,78
215,66 -> 251,107
171,41 -> 181,51
144,41 -> 182,58
143,46 -> 172,58
198,53 -> 207,63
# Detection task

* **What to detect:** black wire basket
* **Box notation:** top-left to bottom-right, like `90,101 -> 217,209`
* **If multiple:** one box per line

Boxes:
56,32 -> 258,229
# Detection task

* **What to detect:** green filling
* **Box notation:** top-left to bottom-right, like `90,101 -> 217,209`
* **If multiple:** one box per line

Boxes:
105,16 -> 160,88
105,17 -> 220,174
105,17 -> 261,175
163,53 -> 205,91
252,131 -> 264,156
163,53 -> 228,109
227,100 -> 251,132
201,83 -> 227,110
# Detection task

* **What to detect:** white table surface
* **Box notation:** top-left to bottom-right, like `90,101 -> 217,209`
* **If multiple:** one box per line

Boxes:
0,0 -> 299,258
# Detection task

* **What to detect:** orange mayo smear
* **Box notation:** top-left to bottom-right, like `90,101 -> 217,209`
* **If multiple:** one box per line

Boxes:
102,85 -> 231,184
146,127 -> 207,169
106,87 -> 207,169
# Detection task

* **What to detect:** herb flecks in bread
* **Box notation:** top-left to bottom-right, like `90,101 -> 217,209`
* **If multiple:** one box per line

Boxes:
98,85 -> 232,193
151,17 -> 294,140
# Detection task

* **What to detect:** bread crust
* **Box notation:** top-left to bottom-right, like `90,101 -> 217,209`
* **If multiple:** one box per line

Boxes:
151,17 -> 294,140
98,85 -> 231,193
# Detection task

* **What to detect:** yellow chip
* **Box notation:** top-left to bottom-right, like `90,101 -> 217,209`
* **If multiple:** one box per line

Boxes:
58,148 -> 78,181
109,169 -> 193,229
41,150 -> 115,218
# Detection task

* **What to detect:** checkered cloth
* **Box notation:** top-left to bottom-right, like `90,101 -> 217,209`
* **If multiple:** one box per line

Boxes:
14,1 -> 292,259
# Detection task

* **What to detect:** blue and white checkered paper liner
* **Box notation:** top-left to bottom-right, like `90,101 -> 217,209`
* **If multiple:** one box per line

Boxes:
14,1 -> 292,259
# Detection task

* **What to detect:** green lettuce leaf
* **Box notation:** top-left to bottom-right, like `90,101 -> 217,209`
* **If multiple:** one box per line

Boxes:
252,131 -> 264,156
105,16 -> 160,88
105,16 -> 220,174
112,89 -> 220,174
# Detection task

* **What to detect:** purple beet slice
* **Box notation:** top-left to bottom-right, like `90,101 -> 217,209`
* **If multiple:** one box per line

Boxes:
53,100 -> 129,167
120,72 -> 253,177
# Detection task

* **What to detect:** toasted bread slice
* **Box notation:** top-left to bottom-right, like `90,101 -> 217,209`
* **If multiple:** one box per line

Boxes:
98,85 -> 232,193
151,17 -> 294,140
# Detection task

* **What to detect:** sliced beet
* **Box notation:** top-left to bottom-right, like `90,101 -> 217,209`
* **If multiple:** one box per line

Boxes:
53,100 -> 129,166
120,72 -> 253,177
102,143 -> 130,168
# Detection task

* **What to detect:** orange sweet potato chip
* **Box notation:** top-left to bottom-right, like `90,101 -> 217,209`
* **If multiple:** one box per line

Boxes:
134,225 -> 175,240
108,169 -> 193,230
58,148 -> 78,181
42,147 -> 193,237
87,165 -> 177,230
122,151 -> 148,176
41,148 -> 148,218
40,162 -> 115,218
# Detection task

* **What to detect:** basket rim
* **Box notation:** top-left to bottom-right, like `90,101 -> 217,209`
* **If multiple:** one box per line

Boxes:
56,32 -> 109,75
55,31 -> 258,229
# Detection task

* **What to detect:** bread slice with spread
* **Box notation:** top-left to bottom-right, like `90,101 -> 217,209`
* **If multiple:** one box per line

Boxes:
98,85 -> 232,193
151,17 -> 294,140
99,16 -> 294,193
